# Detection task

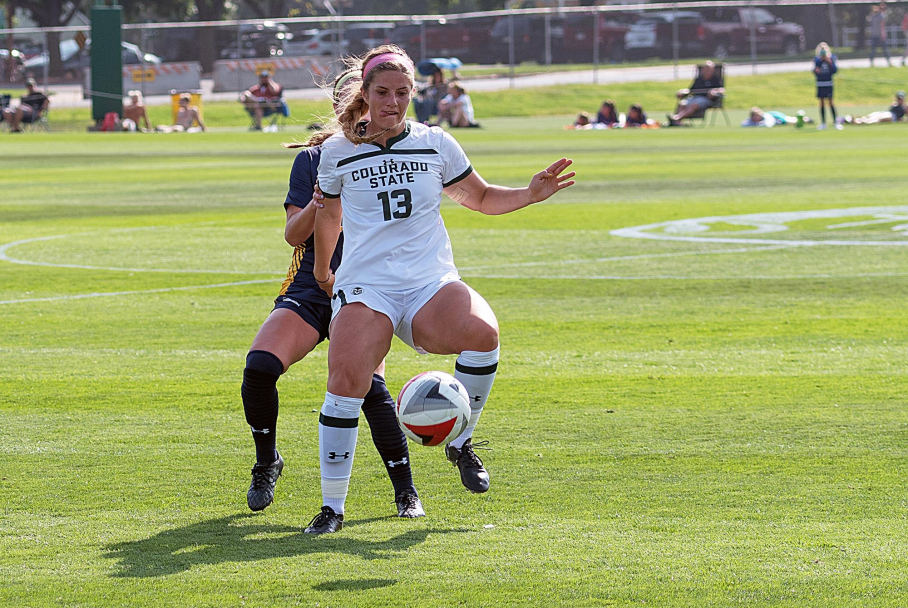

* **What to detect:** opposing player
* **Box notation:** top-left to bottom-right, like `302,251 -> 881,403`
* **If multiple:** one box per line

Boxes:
306,45 -> 575,534
241,70 -> 424,520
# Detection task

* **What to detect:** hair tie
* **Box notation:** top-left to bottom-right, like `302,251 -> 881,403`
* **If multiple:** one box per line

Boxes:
362,52 -> 413,79
332,70 -> 360,103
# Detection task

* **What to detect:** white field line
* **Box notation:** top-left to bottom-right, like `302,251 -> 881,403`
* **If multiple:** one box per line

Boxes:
458,244 -> 795,272
470,272 -> 908,281
0,233 -> 284,275
0,279 -> 277,305
611,206 -> 908,246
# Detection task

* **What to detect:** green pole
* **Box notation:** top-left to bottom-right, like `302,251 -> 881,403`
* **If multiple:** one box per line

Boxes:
90,4 -> 123,123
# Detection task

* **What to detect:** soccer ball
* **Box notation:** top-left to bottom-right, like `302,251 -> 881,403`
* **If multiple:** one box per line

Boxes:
396,371 -> 471,447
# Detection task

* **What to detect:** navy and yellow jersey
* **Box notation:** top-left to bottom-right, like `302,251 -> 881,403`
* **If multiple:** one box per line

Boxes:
278,145 -> 343,305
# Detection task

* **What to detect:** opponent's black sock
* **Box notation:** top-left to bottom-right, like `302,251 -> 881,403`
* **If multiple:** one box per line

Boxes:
361,374 -> 415,496
830,104 -> 837,122
820,104 -> 826,124
242,350 -> 284,464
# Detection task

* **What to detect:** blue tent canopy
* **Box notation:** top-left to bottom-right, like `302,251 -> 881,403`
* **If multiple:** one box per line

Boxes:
416,57 -> 463,76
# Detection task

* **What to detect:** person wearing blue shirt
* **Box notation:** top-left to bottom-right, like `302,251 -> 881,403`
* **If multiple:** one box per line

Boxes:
814,42 -> 841,130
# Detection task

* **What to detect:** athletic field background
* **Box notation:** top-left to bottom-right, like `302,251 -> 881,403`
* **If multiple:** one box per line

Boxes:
2,112 -> 907,605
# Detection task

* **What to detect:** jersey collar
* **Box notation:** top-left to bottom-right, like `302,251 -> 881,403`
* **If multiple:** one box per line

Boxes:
370,121 -> 411,150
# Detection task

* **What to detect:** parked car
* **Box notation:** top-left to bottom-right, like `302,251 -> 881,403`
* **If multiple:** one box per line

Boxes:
283,29 -> 348,57
390,18 -> 494,64
21,40 -> 162,80
490,15 -> 565,64
345,23 -> 395,56
1,48 -> 25,79
698,7 -> 805,58
560,13 -> 631,63
624,11 -> 706,59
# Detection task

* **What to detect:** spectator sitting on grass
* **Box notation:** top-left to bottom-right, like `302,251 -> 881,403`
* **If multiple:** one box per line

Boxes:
122,90 -> 150,132
438,82 -> 479,128
844,90 -> 907,124
667,61 -> 724,126
156,93 -> 206,133
596,100 -> 619,127
625,104 -> 657,128
414,67 -> 448,124
568,111 -> 593,129
1,77 -> 49,132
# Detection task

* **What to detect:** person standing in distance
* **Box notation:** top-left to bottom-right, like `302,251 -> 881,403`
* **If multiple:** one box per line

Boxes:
305,45 -> 575,534
813,42 -> 841,130
241,69 -> 424,521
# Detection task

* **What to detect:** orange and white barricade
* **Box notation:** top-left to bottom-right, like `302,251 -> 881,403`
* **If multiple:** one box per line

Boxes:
213,56 -> 334,92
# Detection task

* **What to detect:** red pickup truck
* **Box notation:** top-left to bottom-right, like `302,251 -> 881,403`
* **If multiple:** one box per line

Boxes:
699,7 -> 805,58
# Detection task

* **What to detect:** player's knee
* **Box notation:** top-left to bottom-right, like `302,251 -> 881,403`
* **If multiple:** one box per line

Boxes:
243,350 -> 284,388
470,319 -> 499,353
326,364 -> 371,399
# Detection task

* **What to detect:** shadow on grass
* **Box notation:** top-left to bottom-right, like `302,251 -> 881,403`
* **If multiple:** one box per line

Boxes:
104,513 -> 466,578
311,578 -> 397,592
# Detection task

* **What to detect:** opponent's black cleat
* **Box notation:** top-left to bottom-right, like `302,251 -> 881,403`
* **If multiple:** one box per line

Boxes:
395,491 -> 426,518
247,453 -> 284,512
304,505 -> 344,535
445,439 -> 491,494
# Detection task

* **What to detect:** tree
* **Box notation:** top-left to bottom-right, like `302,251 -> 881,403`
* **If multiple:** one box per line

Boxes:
195,0 -> 228,73
18,0 -> 85,77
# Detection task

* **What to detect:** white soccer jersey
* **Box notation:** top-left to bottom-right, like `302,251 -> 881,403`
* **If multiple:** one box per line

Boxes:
318,121 -> 473,291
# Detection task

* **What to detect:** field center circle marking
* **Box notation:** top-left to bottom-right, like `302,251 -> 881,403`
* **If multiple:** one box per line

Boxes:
611,206 -> 908,246
0,225 -> 284,275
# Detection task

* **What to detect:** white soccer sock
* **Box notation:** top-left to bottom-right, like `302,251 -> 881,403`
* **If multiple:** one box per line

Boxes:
449,346 -> 499,450
318,392 -> 363,514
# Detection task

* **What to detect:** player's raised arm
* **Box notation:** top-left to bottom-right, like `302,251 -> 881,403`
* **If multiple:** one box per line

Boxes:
444,158 -> 575,215
313,195 -> 342,296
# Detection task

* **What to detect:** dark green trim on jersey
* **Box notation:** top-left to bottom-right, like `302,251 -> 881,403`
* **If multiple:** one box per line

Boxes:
337,148 -> 440,168
443,165 -> 474,188
319,413 -> 359,428
382,122 -> 411,148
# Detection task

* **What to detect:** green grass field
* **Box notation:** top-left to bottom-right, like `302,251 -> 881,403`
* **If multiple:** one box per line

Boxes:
2,114 -> 908,606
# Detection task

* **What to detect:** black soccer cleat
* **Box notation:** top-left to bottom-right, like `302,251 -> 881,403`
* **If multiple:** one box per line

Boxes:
247,453 -> 284,512
395,491 -> 426,518
304,505 -> 344,535
445,439 -> 491,494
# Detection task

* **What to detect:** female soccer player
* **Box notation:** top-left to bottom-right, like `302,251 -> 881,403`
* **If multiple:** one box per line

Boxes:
241,70 -> 424,520
813,42 -> 840,130
306,45 -> 575,534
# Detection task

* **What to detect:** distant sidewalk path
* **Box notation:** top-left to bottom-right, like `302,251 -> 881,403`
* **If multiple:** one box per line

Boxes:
47,58 -> 876,109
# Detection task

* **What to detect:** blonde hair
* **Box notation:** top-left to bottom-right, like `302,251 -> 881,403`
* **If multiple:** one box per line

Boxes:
815,42 -> 831,56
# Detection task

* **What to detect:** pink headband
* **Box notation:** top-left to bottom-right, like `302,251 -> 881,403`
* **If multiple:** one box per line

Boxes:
362,52 -> 413,78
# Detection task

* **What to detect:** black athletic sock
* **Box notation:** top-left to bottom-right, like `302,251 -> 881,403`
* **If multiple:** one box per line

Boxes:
830,104 -> 837,122
242,350 -> 284,464
361,374 -> 415,496
820,104 -> 826,124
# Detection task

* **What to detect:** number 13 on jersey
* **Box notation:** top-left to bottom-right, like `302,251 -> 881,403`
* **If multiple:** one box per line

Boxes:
379,189 -> 413,221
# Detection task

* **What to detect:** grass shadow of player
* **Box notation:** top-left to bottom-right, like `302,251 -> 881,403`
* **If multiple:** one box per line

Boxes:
103,513 -> 466,578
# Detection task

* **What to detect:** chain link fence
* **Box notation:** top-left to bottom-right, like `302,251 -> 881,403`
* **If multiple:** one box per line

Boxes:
2,1 -> 905,96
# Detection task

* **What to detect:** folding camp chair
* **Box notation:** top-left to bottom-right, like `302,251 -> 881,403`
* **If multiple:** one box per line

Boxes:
678,63 -> 730,127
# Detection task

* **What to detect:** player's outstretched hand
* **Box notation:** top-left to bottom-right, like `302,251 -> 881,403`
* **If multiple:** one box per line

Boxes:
528,158 -> 576,204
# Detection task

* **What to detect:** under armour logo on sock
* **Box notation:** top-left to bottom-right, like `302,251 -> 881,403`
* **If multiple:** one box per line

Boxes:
387,458 -> 408,467
250,427 -> 271,434
328,451 -> 350,460
473,395 -> 482,402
